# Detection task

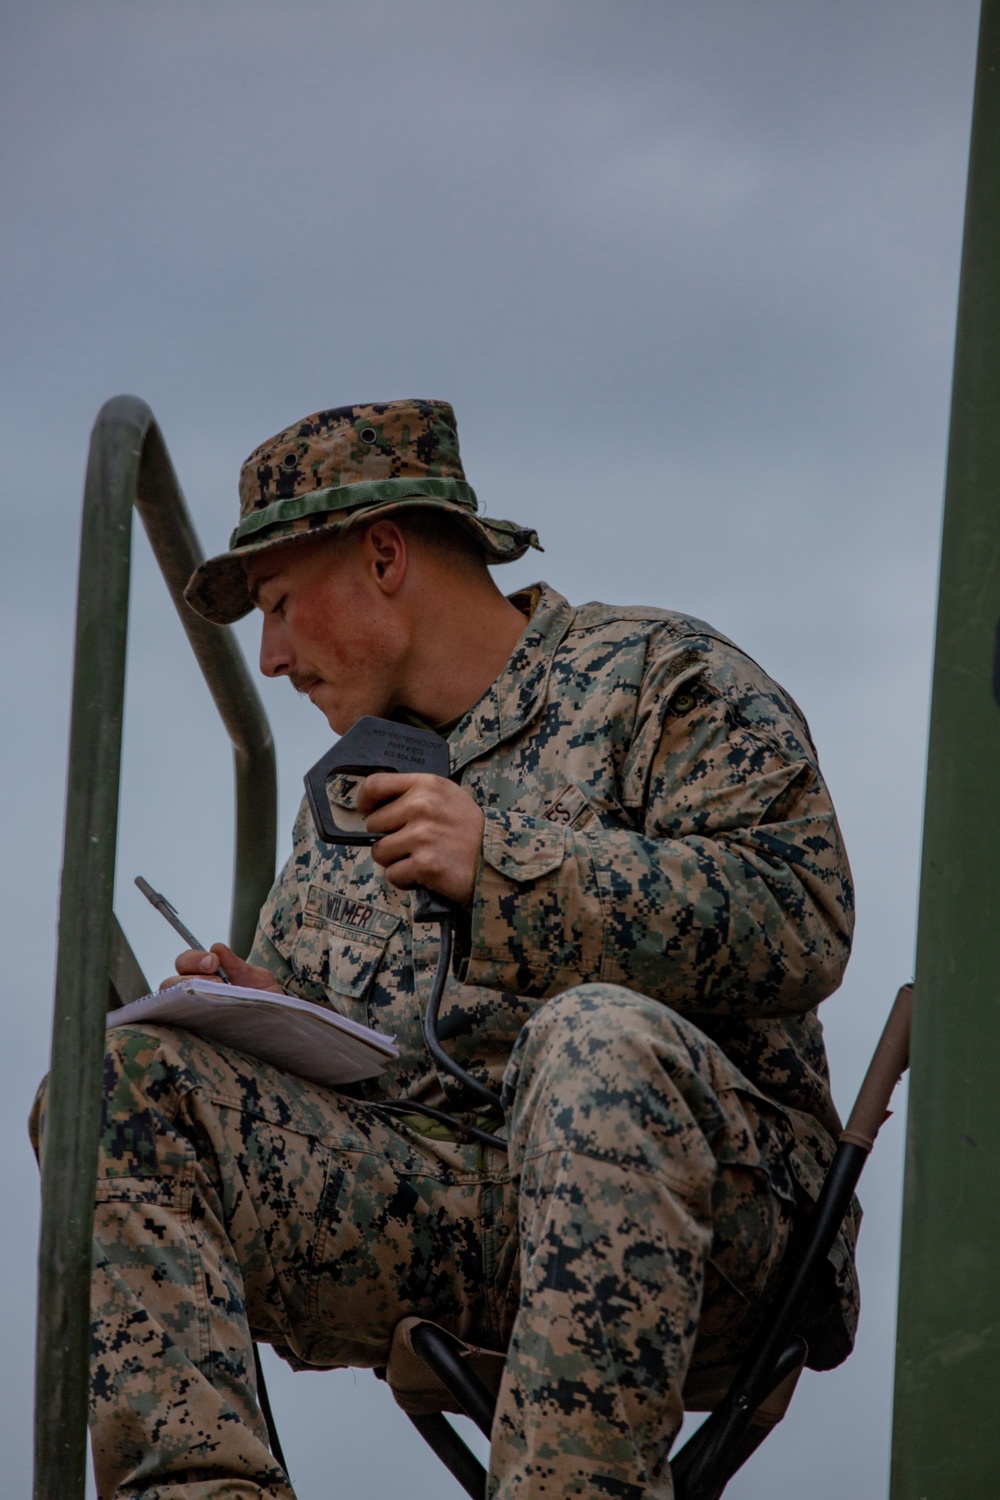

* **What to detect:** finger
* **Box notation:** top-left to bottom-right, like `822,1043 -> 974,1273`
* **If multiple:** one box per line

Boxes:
356,772 -> 415,815
370,826 -> 428,868
208,944 -> 285,992
378,838 -> 450,888
174,947 -> 216,975
210,944 -> 254,985
379,855 -> 423,891
365,779 -> 451,835
364,792 -> 425,836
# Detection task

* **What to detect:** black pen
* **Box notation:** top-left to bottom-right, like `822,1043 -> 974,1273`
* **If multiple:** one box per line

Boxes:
134,876 -> 231,983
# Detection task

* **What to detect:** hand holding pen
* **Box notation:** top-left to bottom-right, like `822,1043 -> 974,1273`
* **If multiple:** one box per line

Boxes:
135,877 -> 282,993
134,876 -> 284,996
135,876 -> 232,981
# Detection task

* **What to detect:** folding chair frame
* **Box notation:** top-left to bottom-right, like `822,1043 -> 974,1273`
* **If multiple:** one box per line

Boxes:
401,985 -> 912,1500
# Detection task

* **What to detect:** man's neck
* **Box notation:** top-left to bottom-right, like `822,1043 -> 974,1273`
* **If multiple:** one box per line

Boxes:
394,575 -> 531,727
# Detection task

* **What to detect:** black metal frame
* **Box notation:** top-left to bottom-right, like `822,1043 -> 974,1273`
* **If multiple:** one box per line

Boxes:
403,979 -> 911,1500
405,1141 -> 865,1500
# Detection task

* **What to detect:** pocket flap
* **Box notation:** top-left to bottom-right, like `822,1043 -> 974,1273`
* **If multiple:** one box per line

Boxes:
325,923 -> 396,1000
294,885 -> 401,1000
481,809 -> 568,883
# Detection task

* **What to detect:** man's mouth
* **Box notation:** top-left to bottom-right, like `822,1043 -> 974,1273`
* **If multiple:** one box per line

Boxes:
290,673 -> 323,700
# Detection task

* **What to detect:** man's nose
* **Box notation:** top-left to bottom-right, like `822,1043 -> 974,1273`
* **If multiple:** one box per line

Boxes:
259,614 -> 292,678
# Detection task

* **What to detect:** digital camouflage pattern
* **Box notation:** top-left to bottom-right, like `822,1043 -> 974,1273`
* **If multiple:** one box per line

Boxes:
34,986 -> 797,1499
40,580 -> 859,1497
254,581 -> 858,1352
184,399 -> 541,624
495,987 -> 797,1497
41,1021 -> 511,1499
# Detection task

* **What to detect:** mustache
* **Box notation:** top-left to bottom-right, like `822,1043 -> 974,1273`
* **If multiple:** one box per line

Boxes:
289,672 -> 320,696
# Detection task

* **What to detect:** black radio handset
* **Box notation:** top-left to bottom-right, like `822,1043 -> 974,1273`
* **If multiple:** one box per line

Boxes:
304,716 -> 454,921
304,717 -> 504,1131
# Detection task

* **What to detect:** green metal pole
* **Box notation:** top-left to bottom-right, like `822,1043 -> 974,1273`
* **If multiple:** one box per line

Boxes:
35,397 -> 277,1497
34,401 -> 144,1498
891,4 -> 1000,1494
132,421 -> 277,954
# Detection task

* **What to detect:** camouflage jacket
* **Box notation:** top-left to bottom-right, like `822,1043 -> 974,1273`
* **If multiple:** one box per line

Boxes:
251,582 -> 859,1363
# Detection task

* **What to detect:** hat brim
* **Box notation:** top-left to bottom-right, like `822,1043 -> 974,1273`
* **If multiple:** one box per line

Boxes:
184,497 -> 543,625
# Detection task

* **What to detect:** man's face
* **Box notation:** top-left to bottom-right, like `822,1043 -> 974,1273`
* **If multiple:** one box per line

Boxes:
245,534 -> 406,734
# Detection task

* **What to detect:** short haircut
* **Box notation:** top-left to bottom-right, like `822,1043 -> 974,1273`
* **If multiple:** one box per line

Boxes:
393,509 -> 490,571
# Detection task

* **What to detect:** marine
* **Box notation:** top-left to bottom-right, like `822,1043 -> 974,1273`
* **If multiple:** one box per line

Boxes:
36,398 -> 859,1498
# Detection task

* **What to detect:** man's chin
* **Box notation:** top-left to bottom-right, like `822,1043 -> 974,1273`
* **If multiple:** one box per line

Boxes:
306,683 -> 393,735
316,698 -> 344,734
314,695 -> 359,736
303,682 -> 341,731
324,704 -> 394,737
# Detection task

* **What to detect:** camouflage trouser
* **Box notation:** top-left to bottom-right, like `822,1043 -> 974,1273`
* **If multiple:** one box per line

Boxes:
32,984 -> 796,1499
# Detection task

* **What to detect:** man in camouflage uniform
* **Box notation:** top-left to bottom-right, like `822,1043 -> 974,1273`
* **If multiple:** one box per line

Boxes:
47,399 -> 858,1498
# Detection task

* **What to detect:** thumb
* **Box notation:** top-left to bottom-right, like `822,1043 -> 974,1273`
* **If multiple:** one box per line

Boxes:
356,772 -> 405,815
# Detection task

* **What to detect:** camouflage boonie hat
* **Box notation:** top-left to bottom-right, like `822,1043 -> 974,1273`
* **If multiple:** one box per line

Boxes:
184,398 -> 542,624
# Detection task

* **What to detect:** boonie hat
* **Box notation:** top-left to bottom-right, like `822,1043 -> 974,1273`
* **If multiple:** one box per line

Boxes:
184,398 -> 542,624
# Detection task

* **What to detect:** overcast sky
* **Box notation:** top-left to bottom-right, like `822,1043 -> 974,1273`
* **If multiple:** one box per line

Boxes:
0,2 -> 983,1495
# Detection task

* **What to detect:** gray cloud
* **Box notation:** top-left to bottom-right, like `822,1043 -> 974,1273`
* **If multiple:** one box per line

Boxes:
0,1 -> 980,1494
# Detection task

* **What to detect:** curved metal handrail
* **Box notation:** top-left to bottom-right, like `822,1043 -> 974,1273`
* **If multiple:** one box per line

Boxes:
34,396 -> 277,1498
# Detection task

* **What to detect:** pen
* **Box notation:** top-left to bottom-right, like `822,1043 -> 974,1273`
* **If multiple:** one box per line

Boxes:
134,876 -> 231,983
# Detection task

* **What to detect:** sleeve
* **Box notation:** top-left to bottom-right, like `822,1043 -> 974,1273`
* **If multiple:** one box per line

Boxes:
247,923 -> 297,988
458,640 -> 854,1019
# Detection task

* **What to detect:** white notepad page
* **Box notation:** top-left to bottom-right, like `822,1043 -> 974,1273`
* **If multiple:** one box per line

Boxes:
108,979 -> 398,1086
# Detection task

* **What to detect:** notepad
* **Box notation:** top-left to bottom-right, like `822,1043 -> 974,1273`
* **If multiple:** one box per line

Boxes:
108,979 -> 399,1086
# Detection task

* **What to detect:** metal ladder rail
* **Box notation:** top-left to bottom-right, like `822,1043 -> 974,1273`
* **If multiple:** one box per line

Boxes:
34,395 -> 278,1500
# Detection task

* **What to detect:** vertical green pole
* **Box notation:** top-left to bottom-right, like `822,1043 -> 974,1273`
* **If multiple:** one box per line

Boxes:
34,403 -> 143,1498
34,397 -> 277,1497
891,4 -> 1000,1494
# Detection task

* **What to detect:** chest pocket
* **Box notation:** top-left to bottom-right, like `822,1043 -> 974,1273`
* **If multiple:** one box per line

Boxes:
293,884 -> 401,1002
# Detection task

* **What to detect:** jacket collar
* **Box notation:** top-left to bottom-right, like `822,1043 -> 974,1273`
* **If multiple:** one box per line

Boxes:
447,581 -> 576,774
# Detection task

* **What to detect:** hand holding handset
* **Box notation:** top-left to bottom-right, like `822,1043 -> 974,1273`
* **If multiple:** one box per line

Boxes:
304,716 -> 504,1127
303,716 -> 454,922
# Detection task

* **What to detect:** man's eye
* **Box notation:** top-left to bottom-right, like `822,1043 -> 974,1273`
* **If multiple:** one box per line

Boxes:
271,595 -> 287,617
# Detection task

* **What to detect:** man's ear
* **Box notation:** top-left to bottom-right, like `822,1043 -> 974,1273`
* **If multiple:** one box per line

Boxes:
363,520 -> 407,596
